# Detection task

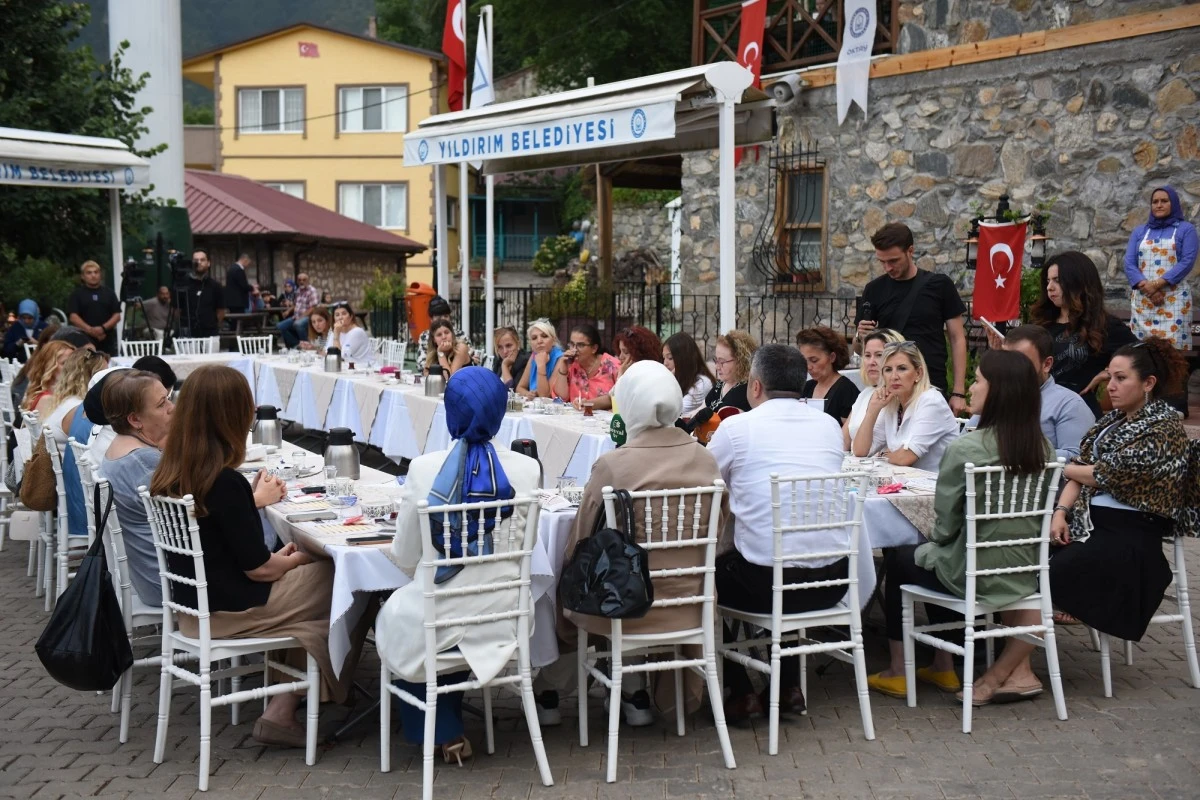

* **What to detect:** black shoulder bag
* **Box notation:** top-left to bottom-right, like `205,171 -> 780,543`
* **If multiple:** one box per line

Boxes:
889,269 -> 933,336
559,489 -> 654,619
34,485 -> 133,691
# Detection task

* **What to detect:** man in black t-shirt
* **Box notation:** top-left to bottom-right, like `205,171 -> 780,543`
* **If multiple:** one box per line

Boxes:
66,260 -> 122,356
853,223 -> 969,414
181,250 -> 225,337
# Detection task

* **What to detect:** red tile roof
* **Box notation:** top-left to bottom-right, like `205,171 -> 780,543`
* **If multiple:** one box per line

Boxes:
184,169 -> 427,255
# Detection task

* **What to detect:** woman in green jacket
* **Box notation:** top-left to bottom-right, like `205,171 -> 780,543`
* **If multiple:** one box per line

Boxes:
868,350 -> 1054,704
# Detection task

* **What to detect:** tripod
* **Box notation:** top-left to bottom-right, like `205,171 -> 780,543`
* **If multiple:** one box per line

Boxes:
121,297 -> 146,343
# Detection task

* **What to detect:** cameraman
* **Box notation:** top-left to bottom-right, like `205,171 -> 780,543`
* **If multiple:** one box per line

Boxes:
180,250 -> 224,338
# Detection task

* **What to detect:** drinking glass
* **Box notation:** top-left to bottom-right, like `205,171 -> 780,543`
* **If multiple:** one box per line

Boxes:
556,476 -> 576,493
323,465 -> 338,488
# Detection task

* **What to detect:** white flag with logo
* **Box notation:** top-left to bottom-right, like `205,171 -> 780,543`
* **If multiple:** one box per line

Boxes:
836,0 -> 876,124
468,13 -> 494,170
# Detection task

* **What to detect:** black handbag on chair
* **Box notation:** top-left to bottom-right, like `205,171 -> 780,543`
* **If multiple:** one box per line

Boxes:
34,487 -> 133,691
558,489 -> 654,619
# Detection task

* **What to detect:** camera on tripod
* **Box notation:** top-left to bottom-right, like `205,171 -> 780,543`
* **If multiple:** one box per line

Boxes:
120,255 -> 146,304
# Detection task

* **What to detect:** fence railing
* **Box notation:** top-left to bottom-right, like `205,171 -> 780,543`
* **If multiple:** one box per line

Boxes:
469,233 -> 554,262
437,282 -> 987,355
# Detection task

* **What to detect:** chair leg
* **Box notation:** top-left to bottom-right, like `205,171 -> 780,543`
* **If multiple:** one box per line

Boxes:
1099,633 -> 1114,698
798,627 -> 808,702
119,667 -> 133,744
198,668 -> 212,792
1088,626 -> 1101,652
901,594 -> 917,708
850,633 -> 876,740
1042,612 -> 1068,721
985,614 -> 995,668
27,537 -> 35,576
517,646 -> 554,787
56,540 -> 68,601
422,680 -> 438,800
703,635 -> 736,770
379,662 -> 392,773
483,686 -> 495,755
606,637 -> 624,784
1173,539 -> 1200,689
577,633 -> 589,748
1123,639 -> 1134,667
961,630 -> 976,734
305,654 -> 319,767
673,646 -> 684,738
767,642 -> 781,757
153,655 -> 172,763
230,655 -> 242,726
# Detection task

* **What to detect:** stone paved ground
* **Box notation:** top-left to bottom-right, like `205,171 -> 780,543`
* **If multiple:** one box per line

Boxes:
2,538 -> 1199,800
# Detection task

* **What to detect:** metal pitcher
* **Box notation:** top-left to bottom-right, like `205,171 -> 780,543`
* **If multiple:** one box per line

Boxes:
424,364 -> 445,397
251,405 -> 283,449
323,427 -> 360,480
324,346 -> 342,373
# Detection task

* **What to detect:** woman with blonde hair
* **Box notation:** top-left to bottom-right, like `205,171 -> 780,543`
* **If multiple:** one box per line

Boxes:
515,318 -> 563,399
19,339 -> 76,417
702,330 -> 757,414
150,364 -> 359,749
851,340 -> 958,472
844,328 -> 905,449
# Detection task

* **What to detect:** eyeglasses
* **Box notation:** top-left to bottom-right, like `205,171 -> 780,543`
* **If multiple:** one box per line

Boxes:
713,357 -> 737,366
568,340 -> 593,349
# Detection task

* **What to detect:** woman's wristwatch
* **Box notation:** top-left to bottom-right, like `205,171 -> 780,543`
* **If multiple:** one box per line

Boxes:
1053,504 -> 1071,516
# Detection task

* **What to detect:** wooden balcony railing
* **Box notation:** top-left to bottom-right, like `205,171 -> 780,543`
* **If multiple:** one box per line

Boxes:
692,0 -> 900,74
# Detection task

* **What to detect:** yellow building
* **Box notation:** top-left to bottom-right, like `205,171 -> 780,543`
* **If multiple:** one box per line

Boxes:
183,22 -> 463,286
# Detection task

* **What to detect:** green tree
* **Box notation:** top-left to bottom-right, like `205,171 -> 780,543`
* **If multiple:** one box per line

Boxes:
0,0 -> 164,306
183,102 -> 215,124
375,0 -> 690,90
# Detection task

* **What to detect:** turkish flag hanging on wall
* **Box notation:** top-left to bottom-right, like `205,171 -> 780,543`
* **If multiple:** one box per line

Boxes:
973,219 -> 1027,322
442,0 -> 467,111
734,0 -> 766,166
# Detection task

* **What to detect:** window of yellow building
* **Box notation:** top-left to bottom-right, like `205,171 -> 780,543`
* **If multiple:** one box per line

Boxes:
338,86 -> 408,133
264,182 -> 305,199
339,183 -> 408,230
238,88 -> 304,134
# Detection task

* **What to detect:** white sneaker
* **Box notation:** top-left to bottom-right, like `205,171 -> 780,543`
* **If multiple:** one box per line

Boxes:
535,690 -> 562,727
604,689 -> 654,727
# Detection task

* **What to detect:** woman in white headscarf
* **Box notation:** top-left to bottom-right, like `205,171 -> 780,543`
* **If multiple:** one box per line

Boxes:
555,360 -> 726,723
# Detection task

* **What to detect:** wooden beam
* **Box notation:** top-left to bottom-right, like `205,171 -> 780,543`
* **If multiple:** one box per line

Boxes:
787,6 -> 1200,89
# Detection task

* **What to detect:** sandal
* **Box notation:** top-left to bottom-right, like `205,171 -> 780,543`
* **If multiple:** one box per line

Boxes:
441,736 -> 473,767
1053,611 -> 1081,625
954,679 -> 1000,707
252,717 -> 307,748
992,678 -> 1044,704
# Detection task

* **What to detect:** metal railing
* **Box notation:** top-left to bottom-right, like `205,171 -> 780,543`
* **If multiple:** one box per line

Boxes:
469,232 -> 554,262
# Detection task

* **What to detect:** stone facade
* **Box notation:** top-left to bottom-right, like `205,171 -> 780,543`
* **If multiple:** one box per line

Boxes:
896,0 -> 1189,52
193,239 -> 406,307
612,199 -> 674,268
680,27 -> 1200,301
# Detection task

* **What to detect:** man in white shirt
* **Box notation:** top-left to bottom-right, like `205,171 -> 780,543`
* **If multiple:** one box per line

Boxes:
708,344 -> 849,723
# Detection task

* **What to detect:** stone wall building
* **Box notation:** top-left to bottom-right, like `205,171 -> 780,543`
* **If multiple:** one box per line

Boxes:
678,1 -> 1199,342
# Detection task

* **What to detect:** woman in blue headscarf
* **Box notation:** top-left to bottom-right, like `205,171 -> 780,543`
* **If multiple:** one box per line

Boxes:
3,299 -> 48,362
376,367 -> 540,765
1124,185 -> 1197,350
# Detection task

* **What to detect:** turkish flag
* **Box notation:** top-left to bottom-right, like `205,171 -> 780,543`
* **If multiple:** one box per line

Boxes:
297,42 -> 320,58
973,219 -> 1027,322
734,0 -> 766,166
442,0 -> 467,111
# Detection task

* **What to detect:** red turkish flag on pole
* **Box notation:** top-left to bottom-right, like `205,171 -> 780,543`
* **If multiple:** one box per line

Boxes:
734,0 -> 766,166
973,219 -> 1027,322
442,0 -> 467,111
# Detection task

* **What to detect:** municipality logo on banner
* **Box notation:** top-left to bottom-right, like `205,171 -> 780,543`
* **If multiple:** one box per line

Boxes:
837,0 -> 876,124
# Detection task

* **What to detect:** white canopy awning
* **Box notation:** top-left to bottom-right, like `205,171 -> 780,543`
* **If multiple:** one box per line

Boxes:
0,127 -> 150,190
404,62 -> 774,174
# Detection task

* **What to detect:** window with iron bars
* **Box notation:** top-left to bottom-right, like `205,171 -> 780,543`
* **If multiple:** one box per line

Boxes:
751,143 -> 827,292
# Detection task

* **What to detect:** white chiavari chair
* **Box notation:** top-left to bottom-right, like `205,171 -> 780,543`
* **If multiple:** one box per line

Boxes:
901,459 -> 1067,733
718,471 -> 875,754
237,335 -> 273,356
173,337 -> 216,355
577,481 -> 735,783
140,488 -> 320,790
120,339 -> 164,358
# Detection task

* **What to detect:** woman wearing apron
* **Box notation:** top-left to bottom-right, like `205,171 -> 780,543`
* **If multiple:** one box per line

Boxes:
1124,186 -> 1197,350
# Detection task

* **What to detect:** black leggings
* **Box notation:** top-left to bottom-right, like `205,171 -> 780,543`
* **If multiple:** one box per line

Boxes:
717,550 -> 850,696
883,545 -> 961,643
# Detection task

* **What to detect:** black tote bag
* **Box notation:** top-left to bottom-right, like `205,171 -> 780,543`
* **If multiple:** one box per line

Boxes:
559,489 -> 655,619
34,488 -> 133,691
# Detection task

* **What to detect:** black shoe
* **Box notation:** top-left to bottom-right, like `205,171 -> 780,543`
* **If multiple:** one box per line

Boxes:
535,690 -> 561,727
722,691 -> 763,726
760,685 -> 807,717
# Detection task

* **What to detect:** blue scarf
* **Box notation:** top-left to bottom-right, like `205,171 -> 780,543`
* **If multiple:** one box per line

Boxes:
1146,185 -> 1184,230
426,367 -> 514,583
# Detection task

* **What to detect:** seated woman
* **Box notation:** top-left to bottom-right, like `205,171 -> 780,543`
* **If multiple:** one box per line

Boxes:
873,352 -> 1051,705
587,325 -> 663,412
662,332 -> 714,418
515,319 -> 563,399
20,339 -> 75,423
149,364 -> 347,749
868,350 -> 1054,703
42,348 -> 108,448
703,330 -> 757,415
3,299 -> 49,362
548,323 -> 620,406
796,326 -> 859,425
490,326 -> 529,389
377,367 -> 540,764
1049,338 -> 1192,644
556,361 -> 724,723
844,328 -> 904,450
329,302 -> 373,366
297,306 -> 332,352
851,341 -> 958,472
424,319 -> 472,378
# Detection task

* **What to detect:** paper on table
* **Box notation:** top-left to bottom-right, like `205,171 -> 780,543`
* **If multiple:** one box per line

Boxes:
311,522 -> 381,535
285,493 -> 327,504
536,491 -> 574,512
